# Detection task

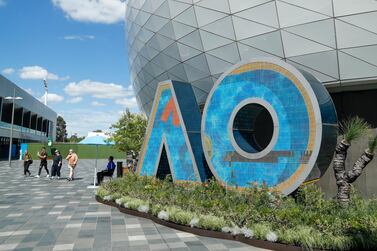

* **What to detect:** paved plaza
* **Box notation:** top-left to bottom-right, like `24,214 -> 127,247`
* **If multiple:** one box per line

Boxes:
0,160 -> 267,251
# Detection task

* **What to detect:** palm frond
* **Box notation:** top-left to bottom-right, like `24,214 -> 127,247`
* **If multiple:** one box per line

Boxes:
340,116 -> 370,143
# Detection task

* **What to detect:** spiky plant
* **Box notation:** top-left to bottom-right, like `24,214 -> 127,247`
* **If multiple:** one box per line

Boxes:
333,117 -> 374,206
340,116 -> 370,144
367,134 -> 377,154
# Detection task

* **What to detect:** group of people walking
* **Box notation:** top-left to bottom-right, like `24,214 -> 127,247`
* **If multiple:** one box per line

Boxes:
23,147 -> 78,181
23,147 -> 118,185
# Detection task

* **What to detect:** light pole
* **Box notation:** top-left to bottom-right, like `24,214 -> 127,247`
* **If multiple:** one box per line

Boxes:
43,79 -> 48,106
5,89 -> 23,167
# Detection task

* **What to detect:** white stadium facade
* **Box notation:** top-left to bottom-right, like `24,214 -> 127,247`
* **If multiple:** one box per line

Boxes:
125,0 -> 377,128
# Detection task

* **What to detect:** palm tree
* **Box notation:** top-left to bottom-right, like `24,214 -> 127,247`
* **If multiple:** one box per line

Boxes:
333,117 -> 377,206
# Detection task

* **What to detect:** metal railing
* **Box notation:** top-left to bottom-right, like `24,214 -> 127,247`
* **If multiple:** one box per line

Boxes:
0,121 -> 47,137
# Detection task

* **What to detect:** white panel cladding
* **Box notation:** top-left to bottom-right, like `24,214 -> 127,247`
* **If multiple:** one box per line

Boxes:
126,1 -> 377,116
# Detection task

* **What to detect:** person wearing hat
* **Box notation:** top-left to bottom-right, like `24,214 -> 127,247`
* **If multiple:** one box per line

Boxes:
66,149 -> 78,181
51,150 -> 62,179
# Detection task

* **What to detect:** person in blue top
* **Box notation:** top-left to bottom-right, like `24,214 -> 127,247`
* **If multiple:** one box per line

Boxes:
96,156 -> 116,185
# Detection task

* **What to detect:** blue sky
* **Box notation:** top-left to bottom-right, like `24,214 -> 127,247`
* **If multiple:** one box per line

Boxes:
0,0 -> 137,136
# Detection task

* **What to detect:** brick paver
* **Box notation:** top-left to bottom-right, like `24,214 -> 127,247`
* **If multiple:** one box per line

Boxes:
0,160 -> 268,251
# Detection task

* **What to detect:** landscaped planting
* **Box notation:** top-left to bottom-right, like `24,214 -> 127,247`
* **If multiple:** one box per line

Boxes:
96,174 -> 377,250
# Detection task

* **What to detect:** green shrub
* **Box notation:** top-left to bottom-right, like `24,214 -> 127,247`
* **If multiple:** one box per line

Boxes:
96,187 -> 109,199
151,204 -> 164,216
119,196 -> 132,205
198,214 -> 226,231
296,184 -> 327,211
279,225 -> 323,250
111,193 -> 122,200
251,223 -> 271,240
322,234 -> 353,251
126,198 -> 145,210
101,174 -> 377,250
167,207 -> 195,226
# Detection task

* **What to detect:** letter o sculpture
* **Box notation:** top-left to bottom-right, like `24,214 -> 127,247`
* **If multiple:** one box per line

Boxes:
201,58 -> 337,195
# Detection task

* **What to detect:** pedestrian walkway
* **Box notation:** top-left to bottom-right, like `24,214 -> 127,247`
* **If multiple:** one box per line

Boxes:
0,160 -> 267,251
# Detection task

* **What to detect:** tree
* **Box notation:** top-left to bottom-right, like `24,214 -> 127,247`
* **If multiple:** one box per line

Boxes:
56,116 -> 67,142
68,134 -> 85,143
333,117 -> 377,206
110,109 -> 147,155
93,129 -> 103,133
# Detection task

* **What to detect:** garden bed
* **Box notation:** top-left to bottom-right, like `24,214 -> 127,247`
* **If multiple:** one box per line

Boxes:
96,174 -> 377,251
96,195 -> 317,251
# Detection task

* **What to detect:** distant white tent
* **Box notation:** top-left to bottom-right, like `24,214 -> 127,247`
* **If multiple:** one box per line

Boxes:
79,135 -> 114,188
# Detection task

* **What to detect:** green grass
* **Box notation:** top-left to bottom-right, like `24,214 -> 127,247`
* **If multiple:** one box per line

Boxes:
26,143 -> 125,159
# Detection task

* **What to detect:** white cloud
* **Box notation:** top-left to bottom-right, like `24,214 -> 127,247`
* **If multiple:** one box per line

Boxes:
115,97 -> 138,109
66,97 -> 82,104
47,73 -> 59,80
1,68 -> 15,75
64,80 -> 134,99
19,66 -> 48,79
52,0 -> 126,24
91,101 -> 106,107
59,75 -> 70,81
62,109 -> 121,136
0,0 -> 6,7
19,65 -> 67,80
40,93 -> 64,103
64,35 -> 95,40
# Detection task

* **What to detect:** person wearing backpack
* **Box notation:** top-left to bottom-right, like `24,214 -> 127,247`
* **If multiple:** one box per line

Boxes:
23,150 -> 33,176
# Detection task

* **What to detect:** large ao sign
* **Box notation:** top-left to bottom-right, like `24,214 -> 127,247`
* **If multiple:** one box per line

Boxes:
137,58 -> 338,195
